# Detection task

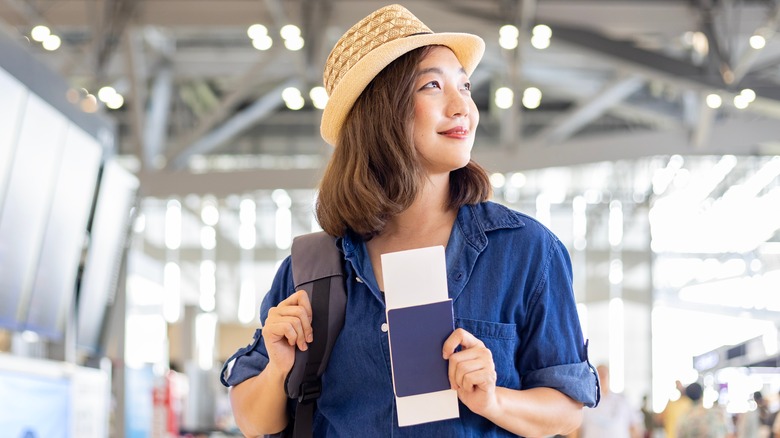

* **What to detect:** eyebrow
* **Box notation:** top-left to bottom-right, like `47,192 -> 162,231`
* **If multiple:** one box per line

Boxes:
416,66 -> 468,77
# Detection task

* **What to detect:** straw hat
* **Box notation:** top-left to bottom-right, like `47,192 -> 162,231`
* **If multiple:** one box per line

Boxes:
320,4 -> 485,146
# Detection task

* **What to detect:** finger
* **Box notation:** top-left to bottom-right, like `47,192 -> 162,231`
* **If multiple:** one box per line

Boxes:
271,291 -> 314,346
455,361 -> 497,390
266,312 -> 308,350
283,290 -> 313,322
264,317 -> 305,349
442,328 -> 484,359
287,290 -> 314,344
449,349 -> 492,390
448,343 -> 493,389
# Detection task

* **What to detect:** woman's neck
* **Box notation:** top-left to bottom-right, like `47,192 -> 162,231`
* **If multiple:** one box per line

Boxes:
366,174 -> 456,291
377,174 -> 455,248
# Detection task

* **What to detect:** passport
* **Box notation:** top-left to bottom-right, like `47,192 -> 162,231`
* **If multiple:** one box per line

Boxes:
387,299 -> 454,397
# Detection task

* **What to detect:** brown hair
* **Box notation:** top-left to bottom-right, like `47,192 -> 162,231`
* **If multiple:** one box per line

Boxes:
316,46 -> 491,238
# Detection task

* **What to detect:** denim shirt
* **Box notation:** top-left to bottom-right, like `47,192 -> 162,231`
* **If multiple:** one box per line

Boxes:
222,201 -> 600,437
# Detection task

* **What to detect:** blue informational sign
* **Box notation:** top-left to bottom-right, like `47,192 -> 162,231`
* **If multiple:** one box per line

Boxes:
0,369 -> 71,438
125,365 -> 154,438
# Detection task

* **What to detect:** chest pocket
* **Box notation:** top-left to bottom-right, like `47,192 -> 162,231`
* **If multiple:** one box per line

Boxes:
455,318 -> 519,389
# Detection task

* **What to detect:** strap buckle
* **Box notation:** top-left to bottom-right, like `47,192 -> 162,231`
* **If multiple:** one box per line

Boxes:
298,380 -> 322,403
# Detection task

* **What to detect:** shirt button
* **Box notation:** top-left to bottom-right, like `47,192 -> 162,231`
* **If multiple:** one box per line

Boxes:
381,323 -> 388,332
356,277 -> 363,283
455,272 -> 464,280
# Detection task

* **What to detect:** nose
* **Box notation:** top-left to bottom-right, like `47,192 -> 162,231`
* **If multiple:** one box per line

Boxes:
447,88 -> 470,118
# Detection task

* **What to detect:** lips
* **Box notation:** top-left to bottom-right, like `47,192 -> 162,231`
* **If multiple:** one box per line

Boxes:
438,126 -> 469,136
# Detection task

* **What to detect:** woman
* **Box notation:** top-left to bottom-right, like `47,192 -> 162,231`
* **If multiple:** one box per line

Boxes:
222,4 -> 599,437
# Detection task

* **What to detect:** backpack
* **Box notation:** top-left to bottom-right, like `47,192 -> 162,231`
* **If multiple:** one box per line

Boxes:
282,231 -> 347,438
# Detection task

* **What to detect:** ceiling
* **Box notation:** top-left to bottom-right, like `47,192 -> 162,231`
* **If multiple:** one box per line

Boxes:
1,0 -> 779,197
2,1 -> 780,327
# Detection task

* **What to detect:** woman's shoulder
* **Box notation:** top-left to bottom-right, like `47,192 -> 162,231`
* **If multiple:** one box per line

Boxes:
468,201 -> 561,242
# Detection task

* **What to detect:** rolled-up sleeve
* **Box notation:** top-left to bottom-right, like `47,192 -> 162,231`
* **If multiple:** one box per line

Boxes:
519,239 -> 600,407
522,345 -> 600,407
219,256 -> 295,388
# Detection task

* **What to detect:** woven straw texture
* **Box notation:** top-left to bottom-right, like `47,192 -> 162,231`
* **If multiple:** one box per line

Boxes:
323,4 -> 431,95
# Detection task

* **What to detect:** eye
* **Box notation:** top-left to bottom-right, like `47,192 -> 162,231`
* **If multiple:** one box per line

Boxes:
420,80 -> 441,90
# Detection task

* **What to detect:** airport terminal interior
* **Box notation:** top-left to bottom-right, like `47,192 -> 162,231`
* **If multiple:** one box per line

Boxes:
1,0 -> 780,436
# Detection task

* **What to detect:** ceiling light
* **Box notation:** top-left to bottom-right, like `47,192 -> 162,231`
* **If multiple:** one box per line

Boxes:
530,35 -> 550,50
532,24 -> 552,39
740,88 -> 756,103
282,87 -> 301,102
490,173 -> 506,188
41,34 -> 61,51
247,24 -> 268,39
749,35 -> 766,50
105,94 -> 124,110
509,172 -> 526,188
284,36 -> 304,51
733,94 -> 749,109
705,93 -> 722,109
97,86 -> 117,102
201,202 -> 219,226
522,87 -> 542,109
494,87 -> 513,109
499,24 -> 519,39
691,31 -> 709,56
309,86 -> 328,110
499,36 -> 518,50
280,24 -> 301,40
80,93 -> 98,113
30,25 -> 50,42
252,35 -> 272,51
499,24 -> 519,50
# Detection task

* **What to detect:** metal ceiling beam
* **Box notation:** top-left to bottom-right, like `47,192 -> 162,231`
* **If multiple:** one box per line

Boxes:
732,2 -> 780,83
479,117 -> 780,173
139,166 -> 322,197
691,93 -> 715,148
168,78 -> 303,169
143,61 -> 173,169
527,74 -> 645,147
141,118 -> 780,196
122,26 -> 146,164
488,118 -> 779,171
550,22 -> 780,102
163,48 -> 288,165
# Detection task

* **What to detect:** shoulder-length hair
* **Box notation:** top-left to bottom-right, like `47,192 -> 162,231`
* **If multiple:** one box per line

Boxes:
316,46 -> 491,239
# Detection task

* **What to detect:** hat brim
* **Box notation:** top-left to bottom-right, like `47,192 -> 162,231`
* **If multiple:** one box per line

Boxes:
320,32 -> 485,146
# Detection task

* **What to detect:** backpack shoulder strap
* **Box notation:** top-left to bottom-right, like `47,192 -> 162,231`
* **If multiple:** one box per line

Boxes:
285,231 -> 346,438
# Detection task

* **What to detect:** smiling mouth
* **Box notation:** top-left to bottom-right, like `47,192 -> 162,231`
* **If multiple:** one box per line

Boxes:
438,127 -> 469,136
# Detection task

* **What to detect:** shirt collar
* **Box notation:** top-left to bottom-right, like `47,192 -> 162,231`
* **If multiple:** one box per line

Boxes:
453,201 -> 526,252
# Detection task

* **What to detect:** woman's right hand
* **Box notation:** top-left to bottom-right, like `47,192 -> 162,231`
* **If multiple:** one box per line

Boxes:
262,289 -> 314,374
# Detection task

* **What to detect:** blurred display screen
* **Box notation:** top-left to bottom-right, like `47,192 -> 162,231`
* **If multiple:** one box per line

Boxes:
0,67 -> 27,215
24,124 -> 102,340
77,159 -> 139,352
0,94 -> 68,330
0,367 -> 71,438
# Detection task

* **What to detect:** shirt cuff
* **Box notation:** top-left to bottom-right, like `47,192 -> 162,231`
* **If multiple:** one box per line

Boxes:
522,360 -> 600,408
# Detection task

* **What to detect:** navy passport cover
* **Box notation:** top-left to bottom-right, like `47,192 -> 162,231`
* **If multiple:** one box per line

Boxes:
387,300 -> 454,397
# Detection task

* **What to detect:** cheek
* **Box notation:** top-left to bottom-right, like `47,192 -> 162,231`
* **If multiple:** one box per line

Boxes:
470,102 -> 479,129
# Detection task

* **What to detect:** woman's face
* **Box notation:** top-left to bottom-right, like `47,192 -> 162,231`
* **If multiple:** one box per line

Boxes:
412,46 -> 479,176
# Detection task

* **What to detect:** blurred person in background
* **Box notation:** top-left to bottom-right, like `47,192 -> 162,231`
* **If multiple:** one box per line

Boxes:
771,388 -> 780,438
677,382 -> 732,438
660,380 -> 693,438
735,391 -> 770,438
641,393 -> 662,438
568,364 -> 643,438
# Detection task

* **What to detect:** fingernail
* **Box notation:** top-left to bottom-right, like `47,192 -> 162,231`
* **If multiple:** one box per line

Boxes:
307,333 -> 313,343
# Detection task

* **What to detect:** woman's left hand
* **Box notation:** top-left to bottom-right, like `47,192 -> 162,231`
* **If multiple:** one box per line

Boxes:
442,328 -> 499,416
